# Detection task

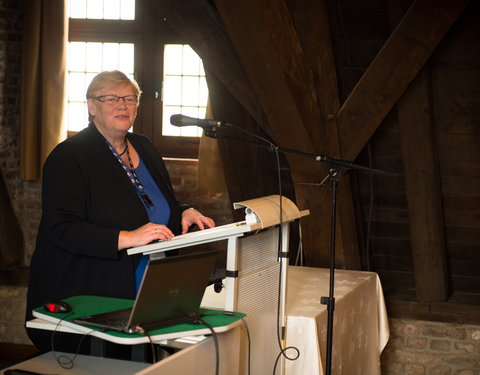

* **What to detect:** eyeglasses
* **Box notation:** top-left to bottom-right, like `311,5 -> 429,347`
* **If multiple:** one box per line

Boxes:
95,95 -> 138,105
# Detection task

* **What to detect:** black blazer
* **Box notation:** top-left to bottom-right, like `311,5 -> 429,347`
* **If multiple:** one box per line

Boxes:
26,124 -> 187,322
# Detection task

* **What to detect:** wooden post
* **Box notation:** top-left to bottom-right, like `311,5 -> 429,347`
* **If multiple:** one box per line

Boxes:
397,67 -> 449,302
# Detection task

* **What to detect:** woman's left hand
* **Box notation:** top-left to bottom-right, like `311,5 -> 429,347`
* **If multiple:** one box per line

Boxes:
181,208 -> 215,234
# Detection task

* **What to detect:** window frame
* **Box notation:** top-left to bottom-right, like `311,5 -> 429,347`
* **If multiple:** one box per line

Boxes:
68,1 -> 201,159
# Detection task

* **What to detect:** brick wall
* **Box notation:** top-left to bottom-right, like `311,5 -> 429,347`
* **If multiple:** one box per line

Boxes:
381,319 -> 480,375
164,158 -> 233,226
0,286 -> 28,344
0,0 -> 41,264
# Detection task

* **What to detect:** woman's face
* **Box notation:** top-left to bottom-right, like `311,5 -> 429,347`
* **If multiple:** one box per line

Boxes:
87,83 -> 138,138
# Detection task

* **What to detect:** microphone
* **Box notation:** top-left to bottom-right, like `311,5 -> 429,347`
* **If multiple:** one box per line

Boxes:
170,114 -> 226,128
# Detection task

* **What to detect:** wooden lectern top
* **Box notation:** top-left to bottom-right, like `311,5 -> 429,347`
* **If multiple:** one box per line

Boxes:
234,195 -> 309,229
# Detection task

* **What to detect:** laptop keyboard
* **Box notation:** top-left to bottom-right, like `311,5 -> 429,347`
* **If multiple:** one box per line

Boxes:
74,308 -> 133,331
99,315 -> 130,328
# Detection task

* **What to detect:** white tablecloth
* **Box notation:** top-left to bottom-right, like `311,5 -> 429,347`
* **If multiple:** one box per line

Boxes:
285,266 -> 390,375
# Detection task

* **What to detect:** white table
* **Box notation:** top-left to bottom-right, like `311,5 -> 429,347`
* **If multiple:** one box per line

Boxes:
285,266 -> 390,375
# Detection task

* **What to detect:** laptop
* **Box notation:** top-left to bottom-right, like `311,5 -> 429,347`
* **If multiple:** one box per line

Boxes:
73,251 -> 217,334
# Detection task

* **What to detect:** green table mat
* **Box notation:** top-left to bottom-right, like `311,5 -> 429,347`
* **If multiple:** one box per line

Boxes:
34,295 -> 245,339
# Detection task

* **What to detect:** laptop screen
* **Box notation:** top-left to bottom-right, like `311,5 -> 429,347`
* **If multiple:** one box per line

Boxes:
73,251 -> 218,333
129,250 -> 218,330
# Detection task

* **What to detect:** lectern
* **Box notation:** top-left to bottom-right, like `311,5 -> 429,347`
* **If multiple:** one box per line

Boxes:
128,195 -> 309,374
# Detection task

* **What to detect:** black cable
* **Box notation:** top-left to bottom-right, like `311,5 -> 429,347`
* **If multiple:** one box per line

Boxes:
144,331 -> 157,364
189,313 -> 219,375
273,344 -> 300,373
50,313 -> 95,369
202,312 -> 252,375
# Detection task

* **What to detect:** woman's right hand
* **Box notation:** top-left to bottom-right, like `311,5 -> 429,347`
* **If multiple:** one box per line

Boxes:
118,222 -> 175,250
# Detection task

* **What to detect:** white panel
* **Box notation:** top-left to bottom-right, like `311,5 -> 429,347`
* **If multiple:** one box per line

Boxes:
237,227 -> 279,276
237,263 -> 282,375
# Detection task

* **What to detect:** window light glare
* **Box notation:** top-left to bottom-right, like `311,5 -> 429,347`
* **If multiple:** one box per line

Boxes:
182,76 -> 201,106
163,44 -> 207,137
68,102 -> 88,132
102,44 -> 120,71
68,73 -> 86,102
182,47 -> 202,76
86,0 -> 103,19
119,44 -> 135,73
103,0 -> 120,20
121,0 -> 135,20
163,76 -> 182,105
164,45 -> 183,75
68,42 -> 86,72
69,0 -> 135,20
85,43 -> 103,72
69,0 -> 87,18
199,79 -> 209,104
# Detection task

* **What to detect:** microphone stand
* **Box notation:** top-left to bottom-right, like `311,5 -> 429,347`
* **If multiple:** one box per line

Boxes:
204,127 -> 397,374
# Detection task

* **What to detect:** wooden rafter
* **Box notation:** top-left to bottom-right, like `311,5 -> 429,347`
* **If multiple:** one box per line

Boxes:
336,0 -> 470,161
292,0 -> 361,268
397,67 -> 449,302
386,0 -> 451,303
214,0 -> 361,267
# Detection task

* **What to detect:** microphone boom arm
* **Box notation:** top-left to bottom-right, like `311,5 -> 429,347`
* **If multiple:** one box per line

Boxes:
204,129 -> 398,178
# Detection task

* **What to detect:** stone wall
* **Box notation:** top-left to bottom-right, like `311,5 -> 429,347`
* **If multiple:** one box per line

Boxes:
0,285 -> 28,344
381,319 -> 480,375
164,158 -> 233,226
0,0 -> 41,264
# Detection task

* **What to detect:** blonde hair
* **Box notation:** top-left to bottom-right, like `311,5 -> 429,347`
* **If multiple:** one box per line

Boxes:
86,70 -> 142,122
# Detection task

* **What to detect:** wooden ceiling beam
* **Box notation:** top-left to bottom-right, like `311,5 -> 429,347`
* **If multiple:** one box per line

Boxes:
388,0 -> 449,303
397,66 -> 449,302
214,0 -> 324,155
214,0 -> 360,267
292,0 -> 361,268
336,0 -> 469,161
215,0 -> 329,267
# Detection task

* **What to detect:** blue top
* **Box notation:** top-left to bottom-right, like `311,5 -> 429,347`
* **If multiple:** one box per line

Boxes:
134,158 -> 171,292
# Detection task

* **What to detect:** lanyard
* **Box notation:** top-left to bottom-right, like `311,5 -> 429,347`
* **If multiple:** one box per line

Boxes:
105,137 -> 154,208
